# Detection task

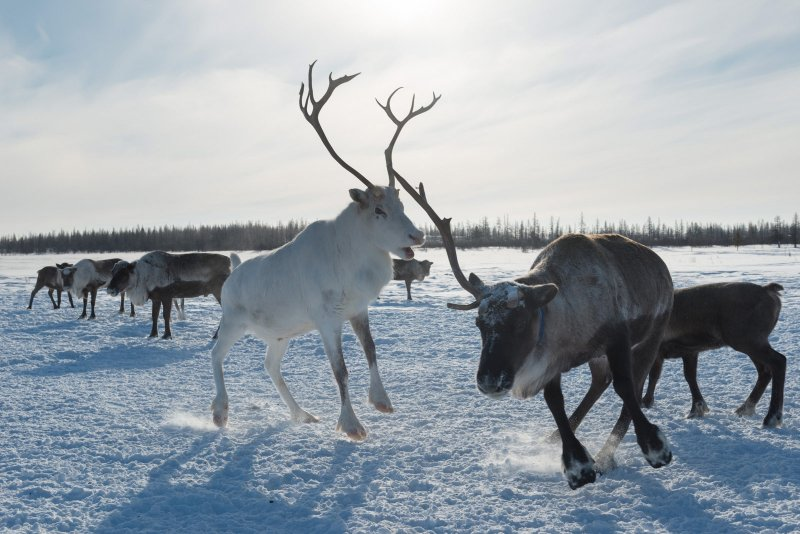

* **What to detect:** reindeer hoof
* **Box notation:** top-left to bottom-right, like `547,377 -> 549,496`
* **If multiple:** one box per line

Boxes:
336,420 -> 367,441
641,395 -> 654,409
291,410 -> 319,424
763,412 -> 782,428
566,466 -> 597,490
687,400 -> 709,419
595,453 -> 617,474
562,444 -> 597,489
161,334 -> 172,340
211,400 -> 229,427
736,401 -> 756,417
563,455 -> 597,489
371,400 -> 394,414
213,412 -> 228,428
640,426 -> 672,468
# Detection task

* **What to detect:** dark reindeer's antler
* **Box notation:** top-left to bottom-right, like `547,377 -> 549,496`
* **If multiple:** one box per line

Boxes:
377,89 -> 483,309
299,61 -> 373,188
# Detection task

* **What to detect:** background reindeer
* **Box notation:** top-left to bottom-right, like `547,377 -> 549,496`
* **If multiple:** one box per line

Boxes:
210,62 -> 427,440
62,258 -> 131,319
107,251 -> 236,339
28,263 -> 74,310
392,258 -> 433,300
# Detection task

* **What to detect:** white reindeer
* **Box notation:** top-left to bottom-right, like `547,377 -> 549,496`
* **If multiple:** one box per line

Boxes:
210,62 -> 435,439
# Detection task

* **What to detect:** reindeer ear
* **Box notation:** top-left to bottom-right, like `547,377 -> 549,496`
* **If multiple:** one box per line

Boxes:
521,283 -> 558,308
468,273 -> 486,291
349,188 -> 370,208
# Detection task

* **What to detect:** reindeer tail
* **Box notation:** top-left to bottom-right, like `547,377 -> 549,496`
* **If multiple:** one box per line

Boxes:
230,252 -> 242,270
765,282 -> 784,293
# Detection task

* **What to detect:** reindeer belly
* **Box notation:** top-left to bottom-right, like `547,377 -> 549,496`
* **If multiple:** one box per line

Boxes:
154,280 -> 213,299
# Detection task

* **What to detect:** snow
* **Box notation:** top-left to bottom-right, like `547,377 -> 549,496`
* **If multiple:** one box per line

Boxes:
2,246 -> 800,533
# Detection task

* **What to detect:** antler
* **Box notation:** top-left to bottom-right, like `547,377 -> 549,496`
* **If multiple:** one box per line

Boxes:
376,89 -> 483,309
299,61 -> 372,188
376,88 -> 441,188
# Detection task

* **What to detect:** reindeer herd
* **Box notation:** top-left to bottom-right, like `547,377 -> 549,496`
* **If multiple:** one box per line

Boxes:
24,62 -> 788,490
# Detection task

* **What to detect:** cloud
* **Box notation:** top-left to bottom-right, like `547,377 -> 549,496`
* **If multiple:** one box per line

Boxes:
1,1 -> 799,237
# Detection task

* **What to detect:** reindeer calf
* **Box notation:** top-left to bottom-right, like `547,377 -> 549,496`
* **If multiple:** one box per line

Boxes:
28,263 -> 74,309
643,282 -> 785,427
560,282 -> 786,440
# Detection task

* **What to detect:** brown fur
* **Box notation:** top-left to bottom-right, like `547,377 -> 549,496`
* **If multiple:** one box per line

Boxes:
473,234 -> 674,489
28,263 -> 74,309
644,282 -> 785,426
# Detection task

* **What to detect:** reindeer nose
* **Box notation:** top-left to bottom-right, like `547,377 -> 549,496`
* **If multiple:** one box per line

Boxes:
410,231 -> 425,246
476,373 -> 512,398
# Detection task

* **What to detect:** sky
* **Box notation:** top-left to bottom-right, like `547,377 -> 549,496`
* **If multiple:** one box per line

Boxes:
1,0 -> 799,238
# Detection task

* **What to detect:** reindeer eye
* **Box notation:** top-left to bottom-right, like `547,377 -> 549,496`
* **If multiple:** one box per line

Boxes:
375,207 -> 387,218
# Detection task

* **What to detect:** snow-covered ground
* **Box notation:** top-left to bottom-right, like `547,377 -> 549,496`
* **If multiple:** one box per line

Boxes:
2,246 -> 799,533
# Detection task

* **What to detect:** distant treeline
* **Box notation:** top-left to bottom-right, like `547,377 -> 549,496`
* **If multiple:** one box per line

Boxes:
1,214 -> 798,254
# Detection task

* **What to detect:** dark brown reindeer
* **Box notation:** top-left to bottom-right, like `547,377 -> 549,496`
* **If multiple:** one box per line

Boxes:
393,258 -> 433,300
554,281 -> 786,444
378,90 -> 674,489
107,251 -> 238,339
643,282 -> 785,425
62,259 -> 132,319
28,263 -> 74,309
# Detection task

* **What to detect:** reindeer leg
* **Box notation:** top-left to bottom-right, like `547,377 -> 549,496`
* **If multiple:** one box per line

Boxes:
544,375 -> 596,489
738,346 -> 785,427
149,299 -> 161,337
210,318 -> 246,428
405,280 -> 413,300
351,311 -> 393,413
48,288 -> 58,309
175,298 -> 186,320
67,291 -> 74,308
641,355 -> 664,409
130,302 -> 135,317
264,338 -> 318,423
79,293 -> 88,319
55,289 -> 62,309
161,297 -> 173,339
28,279 -> 45,309
598,330 -> 671,471
88,288 -> 97,319
736,362 -> 769,417
682,353 -> 709,418
319,324 -> 366,440
119,292 -> 125,314
548,357 -> 611,442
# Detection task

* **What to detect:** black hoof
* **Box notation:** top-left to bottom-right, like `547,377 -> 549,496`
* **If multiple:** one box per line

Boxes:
639,425 -> 672,468
566,466 -> 597,490
763,412 -> 782,428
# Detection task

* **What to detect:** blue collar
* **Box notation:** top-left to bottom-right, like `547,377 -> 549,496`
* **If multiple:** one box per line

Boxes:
537,308 -> 545,345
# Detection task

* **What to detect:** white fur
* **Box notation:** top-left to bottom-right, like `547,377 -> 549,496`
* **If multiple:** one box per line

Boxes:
63,259 -> 110,298
211,186 -> 423,438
